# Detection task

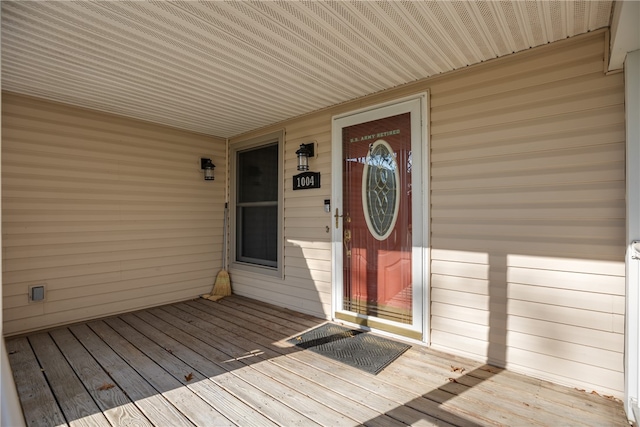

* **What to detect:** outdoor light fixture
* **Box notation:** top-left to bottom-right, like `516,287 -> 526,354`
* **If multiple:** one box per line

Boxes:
296,142 -> 315,171
201,158 -> 215,181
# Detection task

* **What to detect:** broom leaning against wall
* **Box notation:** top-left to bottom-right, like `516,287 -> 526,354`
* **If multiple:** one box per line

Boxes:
203,202 -> 231,301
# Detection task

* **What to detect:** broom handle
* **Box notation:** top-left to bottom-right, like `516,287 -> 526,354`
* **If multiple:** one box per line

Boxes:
222,203 -> 228,271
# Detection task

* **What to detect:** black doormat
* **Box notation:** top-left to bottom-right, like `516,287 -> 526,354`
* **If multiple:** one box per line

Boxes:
288,323 -> 411,375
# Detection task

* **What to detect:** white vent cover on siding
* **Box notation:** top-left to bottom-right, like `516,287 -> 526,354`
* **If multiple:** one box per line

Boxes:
1,1 -> 612,138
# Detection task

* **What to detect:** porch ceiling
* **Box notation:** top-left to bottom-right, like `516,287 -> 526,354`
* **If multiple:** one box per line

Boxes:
1,1 -> 613,138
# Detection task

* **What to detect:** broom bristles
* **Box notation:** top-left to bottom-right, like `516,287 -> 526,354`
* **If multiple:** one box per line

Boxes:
212,270 -> 231,295
202,269 -> 231,301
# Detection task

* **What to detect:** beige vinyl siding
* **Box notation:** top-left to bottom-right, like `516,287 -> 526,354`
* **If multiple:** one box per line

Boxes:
2,92 -> 225,336
229,112 -> 335,317
428,31 -> 625,397
230,30 -> 625,396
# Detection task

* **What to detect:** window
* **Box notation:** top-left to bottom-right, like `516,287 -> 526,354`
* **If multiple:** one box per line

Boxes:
231,131 -> 283,274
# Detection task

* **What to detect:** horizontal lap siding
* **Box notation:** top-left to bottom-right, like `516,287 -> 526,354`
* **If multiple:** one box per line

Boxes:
2,93 -> 226,335
229,113 -> 334,318
429,33 -> 626,396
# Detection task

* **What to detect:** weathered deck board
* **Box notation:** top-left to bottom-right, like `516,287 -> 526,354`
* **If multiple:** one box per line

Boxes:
399,348 -> 617,427
121,312 -> 289,427
6,337 -> 67,427
208,297 -> 627,426
88,320 -> 225,426
68,323 -> 194,427
28,333 -> 111,427
182,298 -> 596,426
210,300 -> 504,425
185,300 -> 453,425
142,306 -> 405,426
49,328 -> 153,427
102,316 -> 244,426
251,298 -> 625,426
143,308 -> 327,426
6,296 -> 629,427
155,307 -> 410,425
150,306 -> 345,426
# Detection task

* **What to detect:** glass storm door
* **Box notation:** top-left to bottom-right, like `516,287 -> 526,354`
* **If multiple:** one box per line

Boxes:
332,97 -> 425,340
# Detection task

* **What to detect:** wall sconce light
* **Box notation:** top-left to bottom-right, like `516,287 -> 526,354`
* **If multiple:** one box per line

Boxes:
296,142 -> 315,171
200,158 -> 215,181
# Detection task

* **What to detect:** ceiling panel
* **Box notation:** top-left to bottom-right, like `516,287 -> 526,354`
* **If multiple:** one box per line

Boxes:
1,1 -> 613,138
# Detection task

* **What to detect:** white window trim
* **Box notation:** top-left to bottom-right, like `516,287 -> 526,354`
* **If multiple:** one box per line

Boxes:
229,130 -> 284,278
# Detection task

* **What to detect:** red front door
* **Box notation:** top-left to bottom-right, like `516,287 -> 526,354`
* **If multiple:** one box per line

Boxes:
341,112 -> 413,325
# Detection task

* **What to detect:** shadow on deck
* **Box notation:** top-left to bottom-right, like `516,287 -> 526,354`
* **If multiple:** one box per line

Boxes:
6,295 -> 628,426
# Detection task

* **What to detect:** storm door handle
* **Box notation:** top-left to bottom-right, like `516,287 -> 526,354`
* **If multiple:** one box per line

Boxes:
344,229 -> 352,257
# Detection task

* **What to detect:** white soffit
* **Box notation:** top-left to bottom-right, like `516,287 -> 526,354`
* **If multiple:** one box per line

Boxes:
1,1 -> 613,138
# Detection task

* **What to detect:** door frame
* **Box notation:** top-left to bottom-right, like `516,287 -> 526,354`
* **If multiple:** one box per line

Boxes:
331,92 -> 430,342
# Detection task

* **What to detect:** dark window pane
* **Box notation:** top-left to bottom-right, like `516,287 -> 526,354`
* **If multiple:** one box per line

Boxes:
239,206 -> 277,263
238,144 -> 278,203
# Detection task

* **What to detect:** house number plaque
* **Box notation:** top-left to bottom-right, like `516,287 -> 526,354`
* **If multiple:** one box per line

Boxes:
293,172 -> 321,190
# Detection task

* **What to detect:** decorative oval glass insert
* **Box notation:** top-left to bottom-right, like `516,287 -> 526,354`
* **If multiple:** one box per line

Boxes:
362,140 -> 400,241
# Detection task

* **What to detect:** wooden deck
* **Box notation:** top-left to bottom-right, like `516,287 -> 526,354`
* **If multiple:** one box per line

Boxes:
6,296 -> 628,426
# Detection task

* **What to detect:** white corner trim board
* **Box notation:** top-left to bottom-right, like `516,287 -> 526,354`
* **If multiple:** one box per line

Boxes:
625,49 -> 640,422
